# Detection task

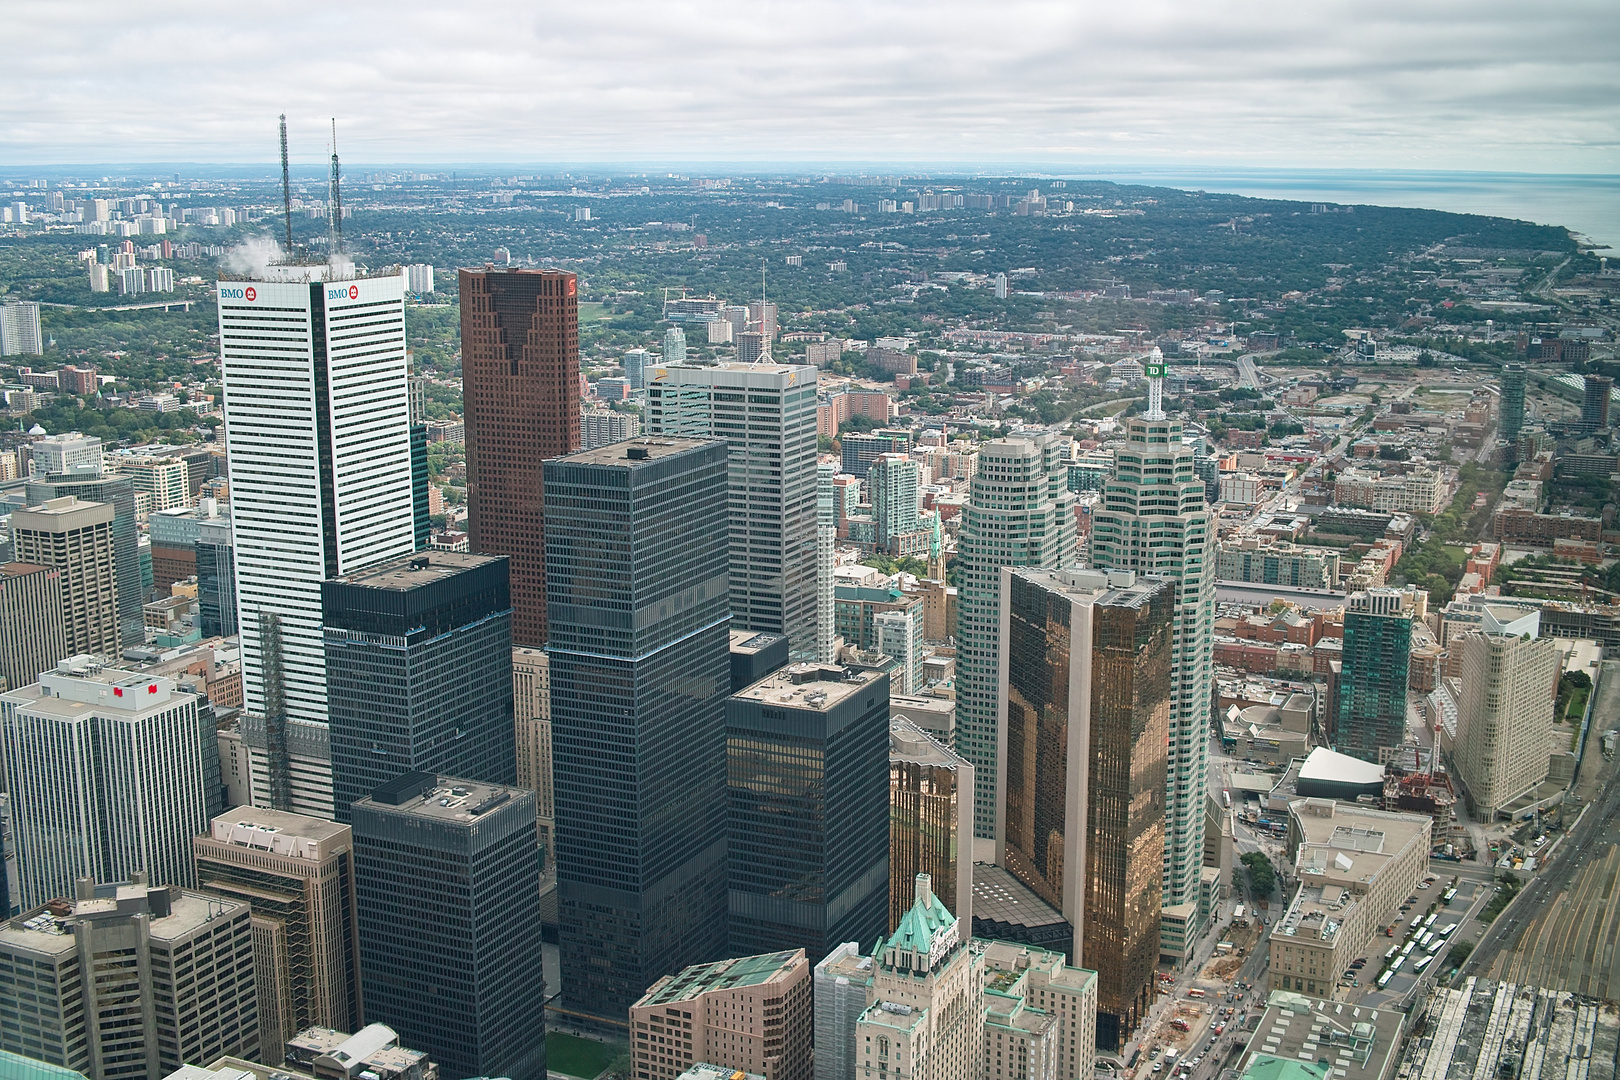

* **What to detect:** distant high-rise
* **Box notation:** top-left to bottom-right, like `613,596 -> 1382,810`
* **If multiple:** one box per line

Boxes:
217,269 -> 418,728
1454,606 -> 1561,817
647,363 -> 819,657
24,473 -> 141,646
955,435 -> 1077,840
869,453 -> 921,553
0,300 -> 43,356
513,646 -> 555,863
1088,380 -> 1216,920
1334,588 -> 1414,761
663,326 -> 687,365
196,517 -> 237,638
888,718 -> 973,936
817,459 -> 837,663
998,567 -> 1172,1051
736,331 -> 767,364
10,497 -> 120,659
622,347 -> 652,389
459,268 -> 581,648
352,773 -> 545,1080
546,438 -> 733,1025
192,808 -> 363,1052
29,431 -> 102,477
0,563 -> 65,692
1499,363 -> 1526,443
1582,374 -> 1612,432
994,272 -> 1008,300
727,663 -> 891,963
0,876 -> 260,1079
748,300 -> 779,341
323,551 -> 515,821
1,666 -> 209,908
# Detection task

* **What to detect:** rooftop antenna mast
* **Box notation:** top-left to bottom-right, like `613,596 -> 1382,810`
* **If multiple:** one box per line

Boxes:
328,119 -> 343,256
279,115 -> 294,256
757,258 -> 771,363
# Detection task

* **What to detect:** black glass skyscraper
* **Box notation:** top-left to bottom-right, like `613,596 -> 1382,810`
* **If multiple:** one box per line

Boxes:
726,662 -> 892,963
196,518 -> 236,638
323,552 -> 516,821
545,438 -> 732,1027
352,772 -> 545,1080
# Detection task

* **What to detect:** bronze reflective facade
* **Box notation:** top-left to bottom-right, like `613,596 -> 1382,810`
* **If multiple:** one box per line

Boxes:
459,268 -> 581,648
888,719 -> 973,934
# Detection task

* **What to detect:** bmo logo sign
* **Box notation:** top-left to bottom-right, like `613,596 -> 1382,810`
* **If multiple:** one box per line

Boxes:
219,286 -> 256,301
328,284 -> 360,301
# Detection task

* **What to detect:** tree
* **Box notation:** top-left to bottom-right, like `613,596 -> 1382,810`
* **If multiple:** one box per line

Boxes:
1241,851 -> 1277,896
1445,939 -> 1474,968
604,1050 -> 634,1080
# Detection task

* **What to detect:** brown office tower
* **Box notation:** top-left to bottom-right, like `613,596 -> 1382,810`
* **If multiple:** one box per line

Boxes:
459,268 -> 581,647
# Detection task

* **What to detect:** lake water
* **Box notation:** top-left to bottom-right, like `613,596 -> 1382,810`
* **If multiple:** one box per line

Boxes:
1059,167 -> 1620,253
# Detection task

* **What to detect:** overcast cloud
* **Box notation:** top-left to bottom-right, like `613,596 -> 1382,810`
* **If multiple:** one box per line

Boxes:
4,0 -> 1617,169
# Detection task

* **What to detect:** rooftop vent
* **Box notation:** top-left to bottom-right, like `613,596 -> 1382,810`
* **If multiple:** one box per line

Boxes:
627,446 -> 650,460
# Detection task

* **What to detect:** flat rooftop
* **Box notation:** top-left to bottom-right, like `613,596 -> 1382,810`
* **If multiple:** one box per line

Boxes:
556,436 -> 718,468
353,776 -> 524,825
734,663 -> 883,712
729,630 -> 787,656
889,717 -> 966,767
971,863 -> 1068,933
327,550 -> 501,590
635,949 -> 804,1008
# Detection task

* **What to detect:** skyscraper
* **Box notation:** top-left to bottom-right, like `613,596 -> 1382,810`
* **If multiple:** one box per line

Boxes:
192,808 -> 363,1052
888,718 -> 973,935
647,362 -> 819,657
817,458 -> 837,663
623,347 -> 651,389
868,453 -> 920,553
0,562 -> 65,692
196,517 -> 237,638
25,471 -> 141,647
997,567 -> 1172,1050
0,299 -> 43,356
217,269 -> 418,727
727,662 -> 891,962
459,268 -> 581,648
9,496 -> 120,659
352,772 -> 545,1080
1454,606 -> 1561,817
1,665 -> 209,908
1499,363 -> 1526,443
663,326 -> 687,365
323,551 -> 516,821
513,646 -> 555,863
545,438 -> 733,1025
1088,359 -> 1216,919
1334,588 -> 1414,761
1583,373 -> 1613,432
955,434 -> 1077,840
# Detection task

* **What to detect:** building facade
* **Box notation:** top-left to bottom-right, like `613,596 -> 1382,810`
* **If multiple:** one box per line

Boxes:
323,552 -> 516,821
997,567 -> 1171,1050
459,268 -> 581,648
1334,589 -> 1414,762
196,517 -> 237,639
1089,413 -> 1216,920
956,435 -> 1077,842
545,439 -> 733,1025
1499,364 -> 1526,443
192,808 -> 363,1052
727,664 -> 891,963
217,270 -> 418,728
352,773 -> 545,1080
10,497 -> 120,659
629,949 -> 814,1080
0,562 -> 65,692
888,719 -> 973,936
1,666 -> 208,908
25,472 -> 142,647
513,646 -> 555,863
1453,606 -> 1561,817
646,363 -> 819,658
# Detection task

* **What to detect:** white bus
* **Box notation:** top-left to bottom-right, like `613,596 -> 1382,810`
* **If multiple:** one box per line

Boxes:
1414,954 -> 1434,972
1378,970 -> 1394,988
1440,923 -> 1457,937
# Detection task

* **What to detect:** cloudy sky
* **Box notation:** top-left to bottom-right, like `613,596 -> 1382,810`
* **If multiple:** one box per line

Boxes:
5,0 -> 1617,170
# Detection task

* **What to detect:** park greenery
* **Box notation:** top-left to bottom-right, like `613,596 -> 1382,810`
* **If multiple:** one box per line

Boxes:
1241,850 -> 1278,897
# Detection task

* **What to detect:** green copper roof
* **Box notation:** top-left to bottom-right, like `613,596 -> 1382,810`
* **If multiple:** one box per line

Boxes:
885,875 -> 956,956
1241,1055 -> 1332,1080
0,1051 -> 90,1080
638,950 -> 801,1006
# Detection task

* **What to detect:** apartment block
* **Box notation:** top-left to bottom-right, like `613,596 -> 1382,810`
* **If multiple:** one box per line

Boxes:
0,562 -> 66,692
10,497 -> 120,658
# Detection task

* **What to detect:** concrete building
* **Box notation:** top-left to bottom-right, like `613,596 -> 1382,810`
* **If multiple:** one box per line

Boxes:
996,567 -> 1173,1050
1453,606 -> 1561,818
512,646 -> 554,863
889,720 -> 974,937
646,363 -> 819,658
629,949 -> 813,1080
111,455 -> 189,513
282,1024 -> 437,1080
9,497 -> 120,659
192,809 -> 363,1054
148,501 -> 230,591
978,940 -> 1098,1080
1583,374 -> 1613,432
580,407 -> 641,449
727,664 -> 891,962
218,269 -> 417,730
1335,589 -> 1414,762
0,300 -> 44,356
323,552 -> 515,822
1,664 -> 208,908
545,439 -> 732,1026
25,473 -> 142,647
224,715 -> 334,821
818,459 -> 837,662
0,876 -> 259,1080
1268,800 -> 1430,996
29,432 -> 103,478
1089,404 -> 1216,924
869,453 -> 921,554
351,773 -> 545,1080
834,586 -> 924,694
0,562 -> 66,692
956,435 -> 1077,841
1332,468 -> 1446,515
1217,539 -> 1340,590
1237,991 -> 1403,1080
1500,364 -> 1526,443
854,875 -> 985,1080
814,944 -> 873,1080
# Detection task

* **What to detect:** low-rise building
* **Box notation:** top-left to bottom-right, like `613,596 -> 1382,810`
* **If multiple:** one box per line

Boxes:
1236,991 -> 1404,1080
629,950 -> 813,1080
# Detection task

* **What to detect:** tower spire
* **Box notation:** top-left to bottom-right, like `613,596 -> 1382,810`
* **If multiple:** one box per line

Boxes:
1143,346 -> 1166,420
328,119 -> 343,257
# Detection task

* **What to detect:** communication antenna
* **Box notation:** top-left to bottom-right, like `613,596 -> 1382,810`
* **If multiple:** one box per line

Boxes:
328,119 -> 343,255
279,115 -> 294,255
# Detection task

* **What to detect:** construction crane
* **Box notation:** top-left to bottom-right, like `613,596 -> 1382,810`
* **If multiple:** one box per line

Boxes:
279,115 -> 293,254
